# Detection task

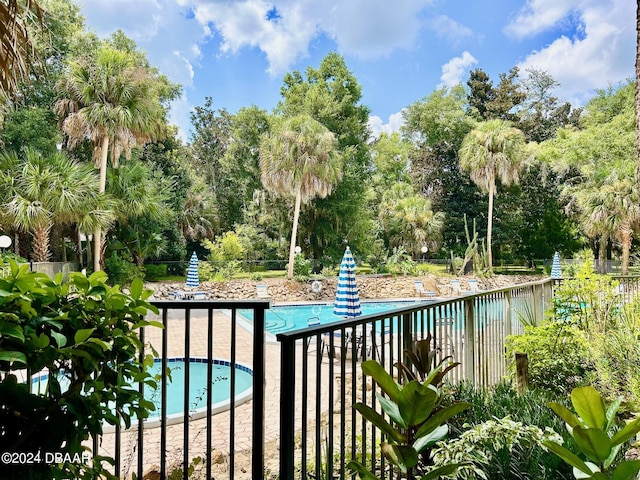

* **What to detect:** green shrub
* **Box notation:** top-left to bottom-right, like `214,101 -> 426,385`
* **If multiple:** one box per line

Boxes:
505,321 -> 593,395
443,381 -> 574,479
292,254 -> 311,278
104,251 -> 144,286
0,262 -> 161,480
144,263 -> 167,281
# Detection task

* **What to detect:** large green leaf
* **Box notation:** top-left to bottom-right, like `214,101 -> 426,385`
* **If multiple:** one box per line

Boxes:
0,350 -> 26,365
346,461 -> 379,480
572,426 -> 611,463
74,328 -> 95,344
611,460 -> 640,480
413,424 -> 448,453
377,392 -> 405,428
549,402 -> 582,428
0,322 -> 24,342
542,440 -> 592,475
420,464 -> 463,480
572,386 -> 606,429
415,402 -> 472,438
381,443 -> 418,473
398,381 -> 437,426
610,416 -> 640,447
362,360 -> 400,402
353,403 -> 403,442
605,396 -> 622,431
129,278 -> 143,299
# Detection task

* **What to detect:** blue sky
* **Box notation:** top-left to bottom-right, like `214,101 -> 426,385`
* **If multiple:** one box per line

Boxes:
76,0 -> 634,140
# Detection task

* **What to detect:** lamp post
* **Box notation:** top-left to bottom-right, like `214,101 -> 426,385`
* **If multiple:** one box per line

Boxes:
421,245 -> 428,263
294,246 -> 302,255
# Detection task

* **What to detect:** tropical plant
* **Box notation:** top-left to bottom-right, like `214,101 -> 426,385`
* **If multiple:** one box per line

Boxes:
55,44 -> 168,271
0,148 -> 113,262
430,416 -> 564,480
348,360 -> 471,480
259,114 -> 342,279
0,0 -> 43,96
0,262 -> 161,480
543,386 -> 640,479
458,119 -> 528,271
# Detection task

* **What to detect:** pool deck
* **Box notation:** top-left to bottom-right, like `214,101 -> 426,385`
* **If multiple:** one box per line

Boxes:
98,306 -> 341,478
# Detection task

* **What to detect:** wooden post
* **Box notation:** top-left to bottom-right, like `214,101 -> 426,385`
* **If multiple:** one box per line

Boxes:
515,353 -> 529,395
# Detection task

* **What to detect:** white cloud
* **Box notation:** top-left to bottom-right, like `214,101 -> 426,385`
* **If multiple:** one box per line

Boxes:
426,15 -> 475,45
504,0 -> 579,38
515,0 -> 634,102
439,51 -> 478,88
187,0 -> 435,75
368,110 -> 406,138
320,0 -> 433,58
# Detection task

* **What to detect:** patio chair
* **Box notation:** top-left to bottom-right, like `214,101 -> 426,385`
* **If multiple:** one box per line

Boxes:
467,279 -> 482,293
450,279 -> 471,295
414,280 -> 437,299
256,284 -> 270,299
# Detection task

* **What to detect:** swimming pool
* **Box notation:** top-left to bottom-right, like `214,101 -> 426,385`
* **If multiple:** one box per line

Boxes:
31,357 -> 254,430
241,300 -> 431,335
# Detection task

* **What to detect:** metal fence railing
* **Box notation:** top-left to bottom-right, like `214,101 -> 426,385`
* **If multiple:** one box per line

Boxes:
277,278 -> 555,479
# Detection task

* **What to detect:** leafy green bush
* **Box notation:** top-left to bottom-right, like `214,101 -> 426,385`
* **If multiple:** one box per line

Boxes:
144,263 -> 167,281
430,417 -> 565,480
293,254 -> 311,278
0,262 -> 161,480
506,321 -> 593,395
444,381 -> 573,479
104,251 -> 144,286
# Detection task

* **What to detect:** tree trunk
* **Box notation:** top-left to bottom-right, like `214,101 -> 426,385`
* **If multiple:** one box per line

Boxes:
287,188 -> 302,280
32,224 -> 52,263
94,135 -> 109,272
621,225 -> 632,275
486,179 -> 495,271
598,235 -> 608,274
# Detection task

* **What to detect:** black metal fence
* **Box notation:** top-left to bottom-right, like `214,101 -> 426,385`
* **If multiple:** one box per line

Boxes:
277,278 -> 555,479
95,276 -> 640,478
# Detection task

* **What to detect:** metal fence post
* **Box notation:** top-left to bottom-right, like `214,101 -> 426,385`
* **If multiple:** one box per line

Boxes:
252,305 -> 267,478
463,297 -> 476,385
278,335 -> 296,478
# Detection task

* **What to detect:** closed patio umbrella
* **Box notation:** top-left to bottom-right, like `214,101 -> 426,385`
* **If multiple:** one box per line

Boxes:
186,251 -> 200,288
550,251 -> 562,279
333,247 -> 361,318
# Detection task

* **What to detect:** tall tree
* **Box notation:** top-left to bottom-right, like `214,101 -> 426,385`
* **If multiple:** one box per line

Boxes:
0,0 -> 43,96
55,44 -> 168,271
459,119 -> 528,271
636,0 -> 640,178
259,114 -> 342,279
277,52 -> 372,260
0,148 -> 113,262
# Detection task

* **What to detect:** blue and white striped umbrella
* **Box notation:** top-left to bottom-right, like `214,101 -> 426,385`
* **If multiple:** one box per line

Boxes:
333,247 -> 361,318
186,252 -> 200,288
550,251 -> 562,279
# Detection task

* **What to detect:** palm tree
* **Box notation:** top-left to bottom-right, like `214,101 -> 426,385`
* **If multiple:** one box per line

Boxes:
379,182 -> 444,257
259,114 -> 342,279
0,0 -> 43,96
581,173 -> 640,275
55,45 -> 165,271
458,119 -> 527,271
0,148 -> 113,262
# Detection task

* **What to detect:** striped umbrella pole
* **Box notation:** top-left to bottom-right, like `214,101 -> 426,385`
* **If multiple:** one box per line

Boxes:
333,247 -> 362,317
550,251 -> 562,279
186,251 -> 200,288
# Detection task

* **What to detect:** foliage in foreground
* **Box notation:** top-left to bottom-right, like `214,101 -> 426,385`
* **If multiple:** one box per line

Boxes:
0,261 -> 161,479
543,386 -> 640,479
348,357 -> 470,480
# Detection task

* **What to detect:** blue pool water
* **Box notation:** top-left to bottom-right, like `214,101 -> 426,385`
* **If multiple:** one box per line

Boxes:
241,301 -> 431,335
31,357 -> 253,425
